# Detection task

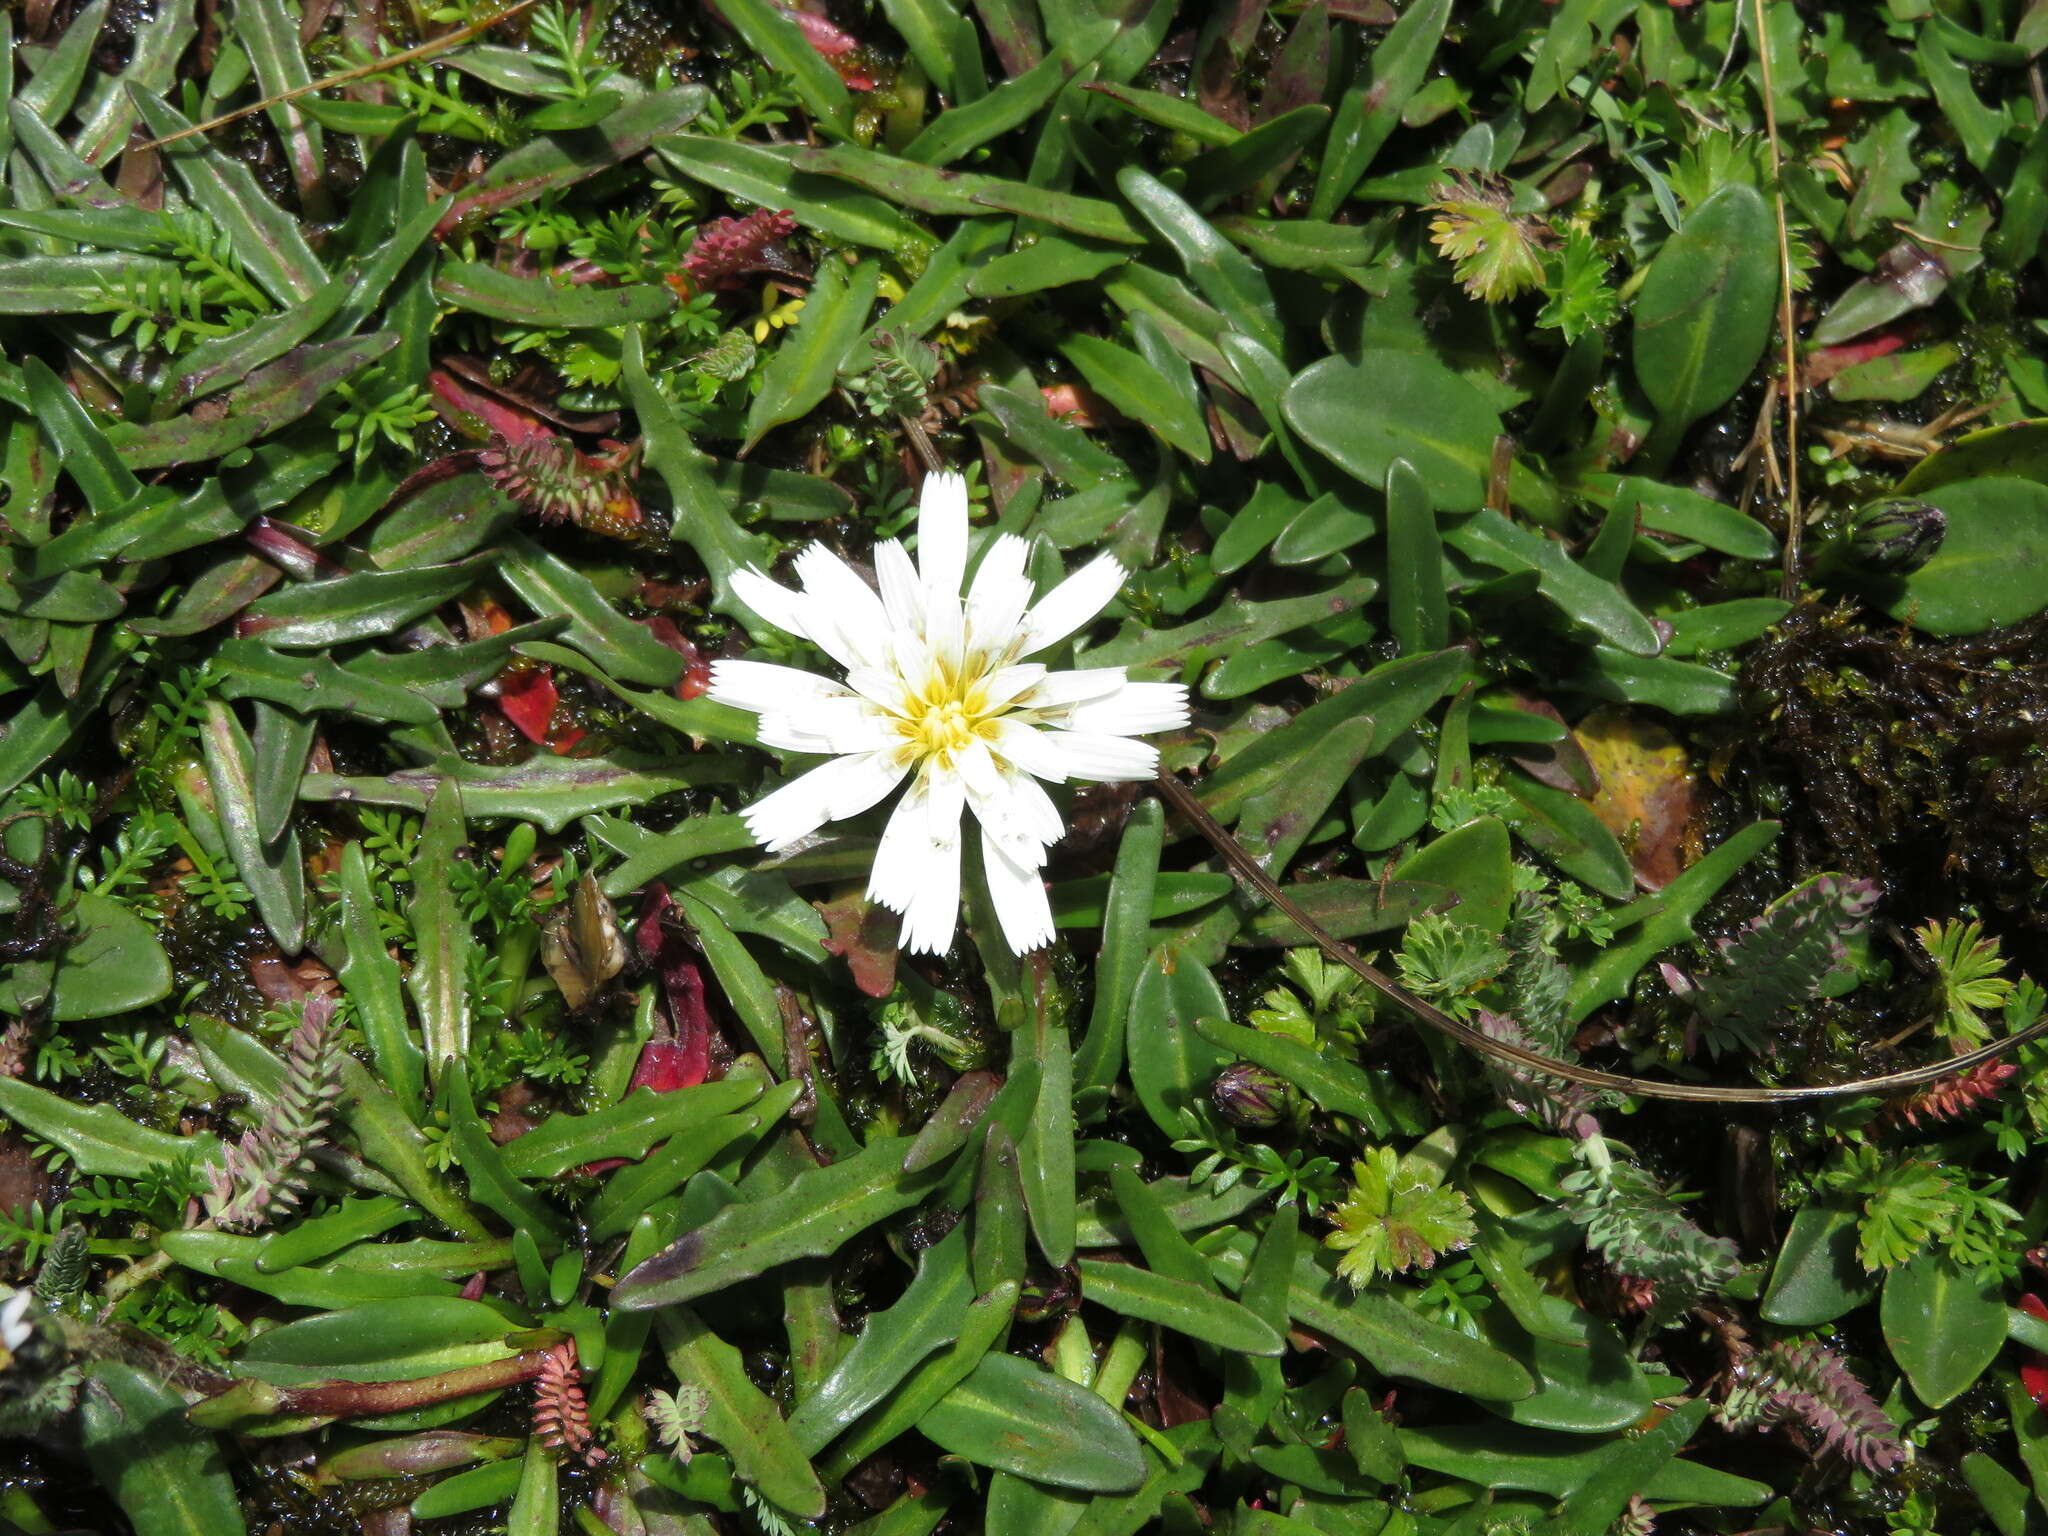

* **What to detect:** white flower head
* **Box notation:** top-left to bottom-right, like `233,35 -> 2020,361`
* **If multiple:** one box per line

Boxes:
710,471 -> 1189,956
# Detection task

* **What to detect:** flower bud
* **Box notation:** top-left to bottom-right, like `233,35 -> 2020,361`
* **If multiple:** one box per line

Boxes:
1836,499 -> 1947,576
1211,1062 -> 1297,1128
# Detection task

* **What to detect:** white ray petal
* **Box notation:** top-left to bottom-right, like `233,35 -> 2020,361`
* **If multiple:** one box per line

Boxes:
793,545 -> 889,672
707,659 -> 852,717
978,662 -> 1049,713
874,538 -> 922,632
1064,680 -> 1191,736
1017,666 -> 1129,711
965,533 -> 1035,654
741,751 -> 910,852
847,658 -> 921,718
731,567 -> 812,641
866,771 -> 932,915
992,719 -> 1157,783
980,825 -> 1054,955
916,470 -> 969,602
886,767 -> 965,955
754,698 -> 899,756
960,749 -> 1064,861
1019,552 -> 1124,656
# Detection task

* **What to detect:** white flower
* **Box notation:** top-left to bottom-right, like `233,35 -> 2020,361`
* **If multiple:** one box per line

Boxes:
710,472 -> 1189,956
0,1287 -> 32,1353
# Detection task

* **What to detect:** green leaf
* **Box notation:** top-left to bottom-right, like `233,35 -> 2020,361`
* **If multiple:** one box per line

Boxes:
918,1353 -> 1147,1493
495,531 -> 683,687
799,144 -> 1145,244
1882,1253 -> 2007,1408
1310,0 -> 1451,218
498,1080 -> 762,1178
1632,183 -> 1779,438
409,1459 -> 524,1520
1019,1004 -> 1077,1268
583,1097 -> 787,1241
711,0 -> 854,141
444,1060 -> 569,1249
654,135 -> 931,254
1761,1199 -> 1879,1326
820,1281 -> 1019,1483
1285,349 -> 1501,514
213,638 -> 438,725
301,753 -> 737,833
1210,1241 -> 1534,1402
742,256 -> 881,453
1499,774 -> 1634,901
129,90 -> 326,305
905,52 -> 1070,165
1074,800 -> 1162,1100
1074,1257 -> 1283,1355
1445,510 -> 1661,656
657,1306 -> 828,1518
435,87 -> 706,231
1398,1423 -> 1769,1503
623,327 -> 774,635
1885,477 -> 2048,635
1341,1386 -> 1404,1485
201,701 -> 305,952
1394,816 -> 1513,936
1117,168 -> 1282,356
1060,333 -> 1212,463
1126,943 -> 1233,1136
0,1072 -> 204,1175
408,778 -> 471,1080
433,262 -> 673,327
1385,458 -> 1449,655
788,1223 -> 975,1453
237,1297 -> 518,1385
0,252 -> 179,312
241,556 -> 492,649
35,891 -> 174,1021
79,1362 -> 248,1536
1539,1399 -> 1711,1536
1197,649 -> 1466,824
614,1138 -> 944,1309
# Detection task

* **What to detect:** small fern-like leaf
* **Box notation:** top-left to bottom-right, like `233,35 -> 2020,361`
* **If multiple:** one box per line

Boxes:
1670,876 -> 1879,1057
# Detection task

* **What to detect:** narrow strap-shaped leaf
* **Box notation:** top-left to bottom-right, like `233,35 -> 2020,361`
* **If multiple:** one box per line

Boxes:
1384,458 -> 1448,655
615,1138 -> 944,1309
1075,1257 -> 1283,1356
657,1306 -> 828,1518
740,256 -> 880,454
78,1362 -> 248,1536
408,779 -> 471,1081
444,1060 -> 569,1249
788,1222 -> 975,1453
1018,969 -> 1077,1267
711,0 -> 854,142
1074,797 -> 1161,1103
201,700 -> 306,954
128,87 -> 327,304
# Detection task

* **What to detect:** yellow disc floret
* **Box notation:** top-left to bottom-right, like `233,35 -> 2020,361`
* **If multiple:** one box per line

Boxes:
898,666 -> 1001,767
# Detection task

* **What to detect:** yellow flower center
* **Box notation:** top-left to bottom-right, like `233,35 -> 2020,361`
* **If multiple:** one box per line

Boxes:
900,675 -> 996,766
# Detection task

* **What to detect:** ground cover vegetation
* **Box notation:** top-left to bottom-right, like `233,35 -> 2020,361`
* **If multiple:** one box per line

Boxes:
4,0 -> 2048,1531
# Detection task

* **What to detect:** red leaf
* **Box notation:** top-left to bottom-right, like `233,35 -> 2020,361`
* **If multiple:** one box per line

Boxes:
428,368 -> 550,446
818,890 -> 901,998
2020,1296 -> 2048,1407
2025,1358 -> 2048,1408
497,667 -> 559,745
643,616 -> 712,699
